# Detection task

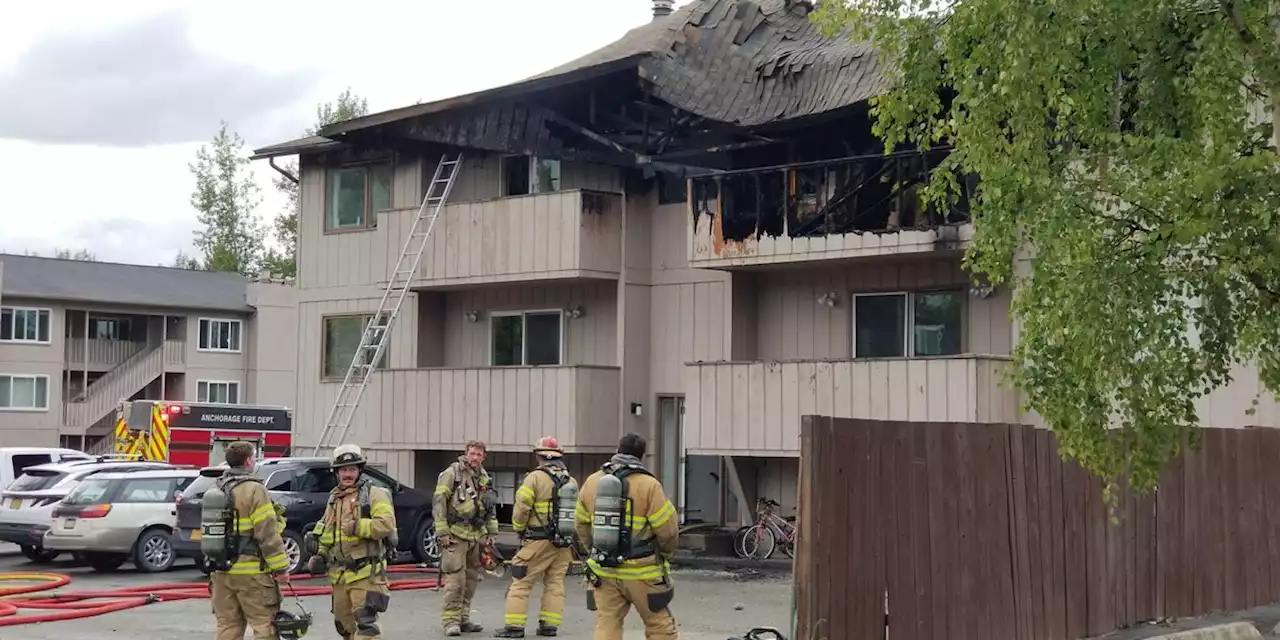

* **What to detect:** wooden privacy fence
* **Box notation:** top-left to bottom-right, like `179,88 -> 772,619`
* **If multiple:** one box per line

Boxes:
794,417 -> 1280,640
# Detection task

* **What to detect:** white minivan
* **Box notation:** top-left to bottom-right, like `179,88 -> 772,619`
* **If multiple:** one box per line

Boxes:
0,448 -> 93,491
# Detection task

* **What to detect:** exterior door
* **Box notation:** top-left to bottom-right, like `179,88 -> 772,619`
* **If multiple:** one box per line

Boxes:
658,396 -> 684,521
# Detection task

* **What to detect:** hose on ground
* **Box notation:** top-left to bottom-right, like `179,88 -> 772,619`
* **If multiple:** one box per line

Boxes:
0,564 -> 441,627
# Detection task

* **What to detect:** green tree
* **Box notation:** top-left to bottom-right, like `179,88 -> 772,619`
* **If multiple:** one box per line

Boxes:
189,121 -> 267,277
816,0 -> 1280,494
21,248 -> 97,260
169,251 -> 202,269
262,88 -> 370,279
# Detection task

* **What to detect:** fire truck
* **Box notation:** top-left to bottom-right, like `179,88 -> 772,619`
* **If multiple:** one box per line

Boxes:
112,399 -> 294,466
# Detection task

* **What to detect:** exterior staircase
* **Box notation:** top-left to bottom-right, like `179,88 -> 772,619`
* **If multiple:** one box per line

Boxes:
65,343 -> 165,432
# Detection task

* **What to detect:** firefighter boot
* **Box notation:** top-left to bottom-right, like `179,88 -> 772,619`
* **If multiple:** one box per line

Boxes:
536,623 -> 558,636
445,622 -> 462,637
493,626 -> 525,638
460,620 -> 485,633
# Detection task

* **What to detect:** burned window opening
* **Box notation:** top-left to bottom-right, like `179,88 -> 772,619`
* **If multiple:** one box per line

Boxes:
692,151 -> 975,242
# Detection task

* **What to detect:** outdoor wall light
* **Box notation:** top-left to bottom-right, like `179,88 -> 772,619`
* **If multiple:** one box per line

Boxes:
464,310 -> 481,323
968,283 -> 995,299
816,291 -> 839,308
630,402 -> 643,417
567,305 -> 585,319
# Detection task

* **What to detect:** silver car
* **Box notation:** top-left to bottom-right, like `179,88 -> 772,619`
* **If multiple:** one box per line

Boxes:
43,468 -> 198,573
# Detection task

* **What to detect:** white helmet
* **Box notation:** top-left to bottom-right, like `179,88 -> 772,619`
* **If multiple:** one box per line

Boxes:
330,444 -> 367,469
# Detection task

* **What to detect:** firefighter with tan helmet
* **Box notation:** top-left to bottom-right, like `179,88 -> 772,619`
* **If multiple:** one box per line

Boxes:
574,432 -> 680,640
202,440 -> 310,640
304,444 -> 397,640
494,436 -> 580,638
435,439 -> 500,636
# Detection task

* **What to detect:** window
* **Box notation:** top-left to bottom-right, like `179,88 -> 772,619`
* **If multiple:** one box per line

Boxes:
0,307 -> 51,343
198,318 -> 242,352
326,163 -> 392,231
657,172 -> 687,205
322,315 -> 390,379
853,291 -> 965,358
10,454 -> 51,478
64,479 -> 112,505
7,469 -> 66,492
88,316 -> 132,340
502,155 -> 561,196
0,374 -> 50,411
118,478 -> 177,503
267,467 -> 338,493
490,310 -> 563,366
198,380 -> 240,404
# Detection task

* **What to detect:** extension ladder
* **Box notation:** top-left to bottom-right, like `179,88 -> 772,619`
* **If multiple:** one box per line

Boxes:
311,152 -> 463,455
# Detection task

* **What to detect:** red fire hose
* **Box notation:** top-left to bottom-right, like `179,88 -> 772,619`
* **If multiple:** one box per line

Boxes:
0,565 -> 441,627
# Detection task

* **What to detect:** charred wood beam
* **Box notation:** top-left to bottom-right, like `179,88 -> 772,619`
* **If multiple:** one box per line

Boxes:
649,138 -> 780,162
521,101 -> 645,161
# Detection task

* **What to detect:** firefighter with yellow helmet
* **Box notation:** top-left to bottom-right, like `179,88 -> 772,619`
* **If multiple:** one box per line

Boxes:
435,440 -> 500,636
494,436 -> 579,638
304,444 -> 397,640
575,432 -> 680,640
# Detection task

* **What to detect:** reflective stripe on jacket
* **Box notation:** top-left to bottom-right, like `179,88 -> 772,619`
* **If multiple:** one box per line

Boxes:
219,472 -> 290,576
433,459 -> 499,541
512,463 -> 575,536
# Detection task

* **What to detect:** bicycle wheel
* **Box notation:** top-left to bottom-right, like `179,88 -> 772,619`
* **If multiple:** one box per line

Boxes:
732,525 -> 753,558
740,524 -> 777,560
777,519 -> 797,559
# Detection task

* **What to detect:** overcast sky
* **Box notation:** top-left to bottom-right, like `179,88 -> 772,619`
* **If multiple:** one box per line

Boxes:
0,0 -> 691,265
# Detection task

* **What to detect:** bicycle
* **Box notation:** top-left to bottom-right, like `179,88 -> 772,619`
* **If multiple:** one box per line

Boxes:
733,498 -> 797,560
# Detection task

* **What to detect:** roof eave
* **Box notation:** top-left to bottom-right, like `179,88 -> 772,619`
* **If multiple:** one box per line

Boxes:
249,136 -> 348,161
318,55 -> 648,139
0,291 -> 255,314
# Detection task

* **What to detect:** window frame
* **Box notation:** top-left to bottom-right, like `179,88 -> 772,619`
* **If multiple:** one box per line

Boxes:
0,373 -> 51,412
851,290 -> 967,359
0,306 -> 53,345
197,379 -> 241,405
500,155 -> 562,197
88,315 -> 131,341
488,309 -> 565,367
320,313 -> 391,381
324,161 -> 394,233
197,317 -> 243,353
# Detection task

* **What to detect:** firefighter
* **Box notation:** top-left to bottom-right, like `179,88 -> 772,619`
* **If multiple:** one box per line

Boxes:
305,444 -> 397,640
435,439 -> 500,636
207,440 -> 294,640
574,433 -> 680,640
494,436 -> 579,638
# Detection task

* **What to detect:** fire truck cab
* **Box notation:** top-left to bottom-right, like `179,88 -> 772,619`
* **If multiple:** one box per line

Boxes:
113,400 -> 294,467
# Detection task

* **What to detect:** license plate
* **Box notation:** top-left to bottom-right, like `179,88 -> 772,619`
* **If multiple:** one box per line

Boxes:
63,518 -> 76,529
8,499 -> 20,510
190,529 -> 202,541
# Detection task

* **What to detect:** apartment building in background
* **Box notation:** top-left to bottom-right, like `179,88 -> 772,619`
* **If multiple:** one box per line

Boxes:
0,253 -> 298,452
249,0 -> 1269,526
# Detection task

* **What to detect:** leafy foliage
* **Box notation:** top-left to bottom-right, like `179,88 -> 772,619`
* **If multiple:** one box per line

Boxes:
19,248 -> 98,261
189,121 -> 267,277
815,0 -> 1280,493
262,88 -> 370,278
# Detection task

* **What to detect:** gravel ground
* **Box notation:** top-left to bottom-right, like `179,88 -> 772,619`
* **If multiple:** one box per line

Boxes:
0,548 -> 792,639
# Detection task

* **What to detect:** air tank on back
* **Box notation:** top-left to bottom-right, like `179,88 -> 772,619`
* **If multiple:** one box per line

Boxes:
590,473 -> 624,558
555,478 -> 579,545
200,481 -> 231,570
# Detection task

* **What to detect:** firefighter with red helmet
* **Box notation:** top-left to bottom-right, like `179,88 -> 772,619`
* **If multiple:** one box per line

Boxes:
494,436 -> 580,638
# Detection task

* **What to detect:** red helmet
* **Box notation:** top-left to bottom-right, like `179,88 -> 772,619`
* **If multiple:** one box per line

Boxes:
533,436 -> 563,457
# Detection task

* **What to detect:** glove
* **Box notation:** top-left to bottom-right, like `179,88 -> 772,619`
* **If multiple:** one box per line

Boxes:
303,531 -> 320,555
306,555 -> 327,575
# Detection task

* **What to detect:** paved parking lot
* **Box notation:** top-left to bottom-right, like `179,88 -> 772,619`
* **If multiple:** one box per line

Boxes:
0,546 -> 792,639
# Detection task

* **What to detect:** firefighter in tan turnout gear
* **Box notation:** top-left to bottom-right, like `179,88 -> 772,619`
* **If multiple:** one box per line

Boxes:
305,444 -> 397,640
494,437 -> 579,638
575,433 -> 680,640
203,440 -> 295,640
435,439 -> 500,636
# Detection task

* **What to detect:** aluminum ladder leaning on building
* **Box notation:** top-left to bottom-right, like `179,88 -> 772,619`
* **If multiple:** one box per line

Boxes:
311,152 -> 464,456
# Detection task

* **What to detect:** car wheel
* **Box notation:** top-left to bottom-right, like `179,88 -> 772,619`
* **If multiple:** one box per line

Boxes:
412,517 -> 440,565
133,528 -> 176,573
20,545 -> 60,563
281,529 -> 305,574
85,552 -> 128,572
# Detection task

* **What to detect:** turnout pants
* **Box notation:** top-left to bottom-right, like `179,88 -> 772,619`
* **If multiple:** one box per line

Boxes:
440,537 -> 482,627
210,572 -> 281,640
502,539 -> 573,629
332,575 -> 392,639
590,575 -> 678,640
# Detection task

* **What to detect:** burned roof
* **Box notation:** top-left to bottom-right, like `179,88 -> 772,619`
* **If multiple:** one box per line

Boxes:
254,0 -> 883,158
0,253 -> 255,313
525,0 -> 885,127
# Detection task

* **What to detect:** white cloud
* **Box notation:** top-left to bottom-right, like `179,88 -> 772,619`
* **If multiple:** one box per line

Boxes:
0,0 -> 693,264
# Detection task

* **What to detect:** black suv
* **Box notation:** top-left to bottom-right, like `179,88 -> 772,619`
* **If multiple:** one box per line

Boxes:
173,457 -> 439,573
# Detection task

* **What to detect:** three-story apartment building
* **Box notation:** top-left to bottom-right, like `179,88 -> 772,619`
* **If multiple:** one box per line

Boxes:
0,253 -> 298,451
251,0 -> 1269,525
